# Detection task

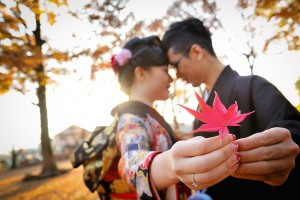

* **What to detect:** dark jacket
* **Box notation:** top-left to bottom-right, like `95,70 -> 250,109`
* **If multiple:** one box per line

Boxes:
194,66 -> 300,200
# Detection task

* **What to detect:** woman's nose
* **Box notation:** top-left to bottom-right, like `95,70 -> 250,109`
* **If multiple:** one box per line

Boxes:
168,74 -> 173,82
176,71 -> 182,79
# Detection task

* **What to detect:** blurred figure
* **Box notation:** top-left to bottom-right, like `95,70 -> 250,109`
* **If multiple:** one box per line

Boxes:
162,17 -> 300,200
111,35 -> 240,199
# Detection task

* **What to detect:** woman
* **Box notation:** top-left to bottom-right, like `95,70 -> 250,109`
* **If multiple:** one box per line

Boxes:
111,36 -> 240,199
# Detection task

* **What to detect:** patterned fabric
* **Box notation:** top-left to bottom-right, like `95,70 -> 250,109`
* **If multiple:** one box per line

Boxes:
116,109 -> 191,199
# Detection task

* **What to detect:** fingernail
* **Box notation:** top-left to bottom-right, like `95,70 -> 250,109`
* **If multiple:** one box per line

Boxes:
231,143 -> 238,151
232,152 -> 241,161
231,134 -> 236,141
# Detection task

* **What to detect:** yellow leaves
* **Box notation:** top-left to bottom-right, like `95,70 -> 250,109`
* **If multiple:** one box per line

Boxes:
92,46 -> 109,58
50,52 -> 63,60
28,1 -> 42,18
0,0 -> 72,94
46,52 -> 69,62
0,31 -> 11,40
38,72 -> 48,86
49,0 -> 68,6
0,73 -> 13,94
1,42 -> 43,72
28,35 -> 36,46
245,0 -> 300,51
23,57 -> 43,66
8,44 -> 20,51
9,23 -> 20,32
30,6 -> 42,17
48,12 -> 56,25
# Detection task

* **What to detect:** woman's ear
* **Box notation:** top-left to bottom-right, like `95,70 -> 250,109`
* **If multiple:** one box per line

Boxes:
134,66 -> 146,81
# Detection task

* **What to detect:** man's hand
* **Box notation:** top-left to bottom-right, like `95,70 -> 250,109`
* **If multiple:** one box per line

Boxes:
232,127 -> 300,186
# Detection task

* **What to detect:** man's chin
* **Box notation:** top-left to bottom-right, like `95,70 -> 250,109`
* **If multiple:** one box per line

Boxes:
182,79 -> 199,87
191,82 -> 199,87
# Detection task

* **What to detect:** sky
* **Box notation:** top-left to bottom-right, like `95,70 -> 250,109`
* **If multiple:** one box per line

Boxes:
0,0 -> 299,155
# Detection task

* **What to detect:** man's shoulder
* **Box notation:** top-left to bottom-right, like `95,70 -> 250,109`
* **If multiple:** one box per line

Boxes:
235,74 -> 271,87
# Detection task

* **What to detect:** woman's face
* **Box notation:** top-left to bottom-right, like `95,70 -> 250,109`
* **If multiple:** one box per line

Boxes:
144,66 -> 172,101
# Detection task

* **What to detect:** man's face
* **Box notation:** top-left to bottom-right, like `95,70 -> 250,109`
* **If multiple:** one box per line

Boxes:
167,47 -> 203,87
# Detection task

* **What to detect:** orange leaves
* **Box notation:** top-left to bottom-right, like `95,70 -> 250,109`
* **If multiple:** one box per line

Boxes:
49,0 -> 68,7
47,52 -> 68,61
0,73 -> 13,94
239,0 -> 300,51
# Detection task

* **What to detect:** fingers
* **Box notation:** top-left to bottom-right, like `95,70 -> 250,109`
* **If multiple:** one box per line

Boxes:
230,127 -> 300,186
171,134 -> 240,189
235,157 -> 295,175
236,127 -> 299,164
235,127 -> 290,151
238,142 -> 287,163
171,136 -> 239,175
232,167 -> 290,186
182,153 -> 240,189
172,134 -> 236,157
185,142 -> 239,173
198,154 -> 240,188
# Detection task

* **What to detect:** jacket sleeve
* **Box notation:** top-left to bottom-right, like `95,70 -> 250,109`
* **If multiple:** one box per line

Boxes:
249,75 -> 300,141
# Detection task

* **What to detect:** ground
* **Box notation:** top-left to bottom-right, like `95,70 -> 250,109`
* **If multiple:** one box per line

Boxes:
0,160 -> 99,200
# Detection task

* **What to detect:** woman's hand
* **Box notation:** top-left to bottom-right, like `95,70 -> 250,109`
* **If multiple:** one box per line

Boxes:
170,134 -> 240,190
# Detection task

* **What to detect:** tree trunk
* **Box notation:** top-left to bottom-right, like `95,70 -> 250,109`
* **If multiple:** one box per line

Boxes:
34,19 -> 58,175
37,69 -> 58,175
11,146 -> 17,169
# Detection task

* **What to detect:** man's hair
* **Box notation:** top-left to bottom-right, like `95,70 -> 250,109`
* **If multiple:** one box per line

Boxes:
162,17 -> 216,57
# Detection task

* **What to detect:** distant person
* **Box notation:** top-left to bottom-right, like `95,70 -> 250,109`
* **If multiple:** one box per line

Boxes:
161,17 -> 300,200
110,35 -> 241,199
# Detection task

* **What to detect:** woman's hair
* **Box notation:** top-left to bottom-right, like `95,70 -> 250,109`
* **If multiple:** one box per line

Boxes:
112,35 -> 168,94
162,17 -> 216,57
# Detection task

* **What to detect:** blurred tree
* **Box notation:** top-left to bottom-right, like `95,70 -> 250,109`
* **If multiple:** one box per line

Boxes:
163,0 -> 222,33
157,0 -> 300,129
11,145 -> 17,169
238,0 -> 300,51
68,0 -> 143,79
164,0 -> 300,74
0,0 -> 70,176
0,0 -> 143,177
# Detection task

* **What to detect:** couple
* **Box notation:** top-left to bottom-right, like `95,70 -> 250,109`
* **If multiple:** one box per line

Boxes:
106,17 -> 300,200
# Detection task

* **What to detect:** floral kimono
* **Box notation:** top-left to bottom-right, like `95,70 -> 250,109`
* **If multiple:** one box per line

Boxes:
113,101 -> 191,200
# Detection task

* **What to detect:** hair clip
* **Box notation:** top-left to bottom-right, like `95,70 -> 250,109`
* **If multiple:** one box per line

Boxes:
110,48 -> 132,73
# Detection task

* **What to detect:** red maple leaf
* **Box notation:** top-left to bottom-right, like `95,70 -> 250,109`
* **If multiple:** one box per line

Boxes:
179,91 -> 254,139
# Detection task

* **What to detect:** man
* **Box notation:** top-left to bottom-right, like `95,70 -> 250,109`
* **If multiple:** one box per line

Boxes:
162,17 -> 300,200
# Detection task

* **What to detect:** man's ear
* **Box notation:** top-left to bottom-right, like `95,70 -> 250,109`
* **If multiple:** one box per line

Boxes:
190,44 -> 203,60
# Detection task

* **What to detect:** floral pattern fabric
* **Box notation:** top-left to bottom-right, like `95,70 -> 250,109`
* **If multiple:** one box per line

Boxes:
116,112 -> 190,199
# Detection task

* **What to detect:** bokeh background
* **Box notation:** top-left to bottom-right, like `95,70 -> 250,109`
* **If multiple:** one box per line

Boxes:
0,0 -> 299,176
